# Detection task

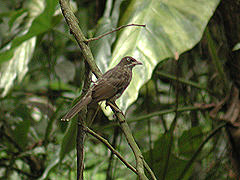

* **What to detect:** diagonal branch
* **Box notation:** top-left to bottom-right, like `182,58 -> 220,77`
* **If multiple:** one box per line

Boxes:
86,127 -> 137,174
109,105 -> 148,180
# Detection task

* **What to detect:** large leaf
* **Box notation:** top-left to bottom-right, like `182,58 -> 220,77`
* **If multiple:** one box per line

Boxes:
144,133 -> 192,179
178,126 -> 204,159
0,0 -> 58,63
59,118 -> 77,161
91,0 -> 123,73
0,0 -> 58,97
103,0 -> 220,114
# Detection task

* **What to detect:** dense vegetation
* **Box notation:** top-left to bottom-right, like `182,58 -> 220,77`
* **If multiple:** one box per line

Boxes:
0,0 -> 240,179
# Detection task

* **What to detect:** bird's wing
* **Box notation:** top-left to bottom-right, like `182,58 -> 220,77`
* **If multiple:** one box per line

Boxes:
92,67 -> 128,102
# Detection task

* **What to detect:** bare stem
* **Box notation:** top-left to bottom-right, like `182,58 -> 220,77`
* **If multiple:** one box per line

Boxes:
85,24 -> 146,43
143,160 -> 157,180
86,127 -> 137,174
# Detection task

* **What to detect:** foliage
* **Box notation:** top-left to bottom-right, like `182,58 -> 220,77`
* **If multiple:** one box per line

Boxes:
0,0 -> 239,179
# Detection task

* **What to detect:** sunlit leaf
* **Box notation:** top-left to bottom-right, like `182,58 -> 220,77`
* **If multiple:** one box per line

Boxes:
0,0 -> 58,97
233,42 -> 240,51
103,0 -> 220,115
91,0 -> 123,73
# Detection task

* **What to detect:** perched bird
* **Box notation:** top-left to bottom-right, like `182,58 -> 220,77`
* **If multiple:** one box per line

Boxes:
61,56 -> 142,121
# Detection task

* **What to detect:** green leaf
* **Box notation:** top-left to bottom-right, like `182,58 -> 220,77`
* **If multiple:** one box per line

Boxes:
144,133 -> 192,179
178,126 -> 204,158
0,0 -> 58,63
233,42 -> 240,51
0,39 -> 36,96
91,0 -> 123,73
12,105 -> 31,148
104,0 -> 220,114
59,118 -> 77,161
0,0 -> 58,97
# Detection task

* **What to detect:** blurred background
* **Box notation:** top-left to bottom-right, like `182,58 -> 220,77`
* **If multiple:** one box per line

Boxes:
0,0 -> 240,179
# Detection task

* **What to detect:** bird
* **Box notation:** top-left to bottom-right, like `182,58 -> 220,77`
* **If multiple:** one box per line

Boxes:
61,56 -> 142,121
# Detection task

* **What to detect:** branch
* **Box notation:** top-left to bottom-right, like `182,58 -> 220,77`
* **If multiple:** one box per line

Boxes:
106,127 -> 119,179
84,24 -> 146,43
143,160 -> 157,180
59,1 -> 152,179
76,61 -> 91,180
108,104 -> 148,180
86,127 -> 137,174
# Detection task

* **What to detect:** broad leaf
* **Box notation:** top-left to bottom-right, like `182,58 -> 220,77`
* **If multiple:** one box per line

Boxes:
104,0 -> 220,114
0,0 -> 58,97
178,127 -> 204,158
144,133 -> 192,179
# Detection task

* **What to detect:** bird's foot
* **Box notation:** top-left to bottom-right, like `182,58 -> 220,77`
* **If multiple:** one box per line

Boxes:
105,101 -> 122,114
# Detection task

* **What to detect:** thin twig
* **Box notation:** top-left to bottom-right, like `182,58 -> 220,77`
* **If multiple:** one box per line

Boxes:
106,127 -> 119,179
85,24 -> 146,43
85,127 -> 137,174
76,61 -> 91,180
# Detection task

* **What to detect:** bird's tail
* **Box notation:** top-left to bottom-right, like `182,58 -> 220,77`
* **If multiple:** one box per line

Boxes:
61,94 -> 92,121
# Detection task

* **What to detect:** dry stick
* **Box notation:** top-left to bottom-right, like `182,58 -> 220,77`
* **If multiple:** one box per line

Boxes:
86,127 -> 137,174
85,24 -> 146,43
106,127 -> 119,179
59,1 -> 100,180
77,115 -> 85,180
59,0 -> 150,179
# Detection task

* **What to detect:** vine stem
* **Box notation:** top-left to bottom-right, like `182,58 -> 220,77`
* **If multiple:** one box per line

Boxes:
84,24 -> 146,43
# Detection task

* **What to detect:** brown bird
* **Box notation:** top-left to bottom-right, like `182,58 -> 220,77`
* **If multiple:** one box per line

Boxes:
61,56 -> 142,121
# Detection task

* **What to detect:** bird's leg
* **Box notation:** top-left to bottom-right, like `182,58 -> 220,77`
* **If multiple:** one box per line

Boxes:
105,101 -> 125,119
105,100 -> 122,113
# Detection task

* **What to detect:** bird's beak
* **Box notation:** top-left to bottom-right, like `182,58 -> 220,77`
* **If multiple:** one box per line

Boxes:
134,60 -> 143,66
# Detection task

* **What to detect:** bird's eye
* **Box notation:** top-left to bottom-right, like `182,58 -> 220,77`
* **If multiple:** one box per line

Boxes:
127,57 -> 133,62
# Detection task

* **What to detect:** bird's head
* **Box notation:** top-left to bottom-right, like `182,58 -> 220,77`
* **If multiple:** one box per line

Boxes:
118,56 -> 142,69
